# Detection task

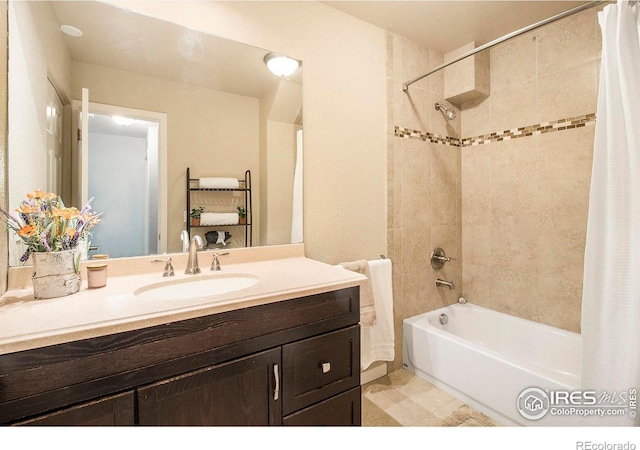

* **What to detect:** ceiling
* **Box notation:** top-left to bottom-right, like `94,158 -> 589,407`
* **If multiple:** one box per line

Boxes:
50,1 -> 302,99
323,1 -> 589,54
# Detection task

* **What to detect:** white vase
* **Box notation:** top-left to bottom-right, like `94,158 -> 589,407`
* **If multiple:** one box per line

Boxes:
31,249 -> 81,299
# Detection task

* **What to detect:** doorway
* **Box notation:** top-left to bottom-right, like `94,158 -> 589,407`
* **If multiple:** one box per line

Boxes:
74,101 -> 167,258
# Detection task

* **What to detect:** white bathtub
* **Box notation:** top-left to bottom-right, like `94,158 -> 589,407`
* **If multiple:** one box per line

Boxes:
403,302 -> 581,426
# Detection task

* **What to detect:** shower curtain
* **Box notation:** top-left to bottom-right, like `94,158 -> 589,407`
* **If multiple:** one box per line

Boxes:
581,0 -> 640,427
290,129 -> 303,243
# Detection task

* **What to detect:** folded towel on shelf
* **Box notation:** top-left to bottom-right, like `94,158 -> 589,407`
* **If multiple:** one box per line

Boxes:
339,259 -> 376,327
199,178 -> 239,189
200,212 -> 239,226
360,258 -> 395,370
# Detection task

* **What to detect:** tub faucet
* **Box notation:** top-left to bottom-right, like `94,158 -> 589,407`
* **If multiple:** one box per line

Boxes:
185,235 -> 204,274
180,230 -> 190,253
435,278 -> 454,290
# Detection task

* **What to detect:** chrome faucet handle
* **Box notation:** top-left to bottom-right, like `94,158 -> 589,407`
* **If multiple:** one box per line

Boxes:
430,247 -> 456,270
152,257 -> 175,277
210,252 -> 230,271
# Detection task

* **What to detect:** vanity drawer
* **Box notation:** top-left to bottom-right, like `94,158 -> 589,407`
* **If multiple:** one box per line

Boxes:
283,386 -> 361,426
282,325 -> 360,415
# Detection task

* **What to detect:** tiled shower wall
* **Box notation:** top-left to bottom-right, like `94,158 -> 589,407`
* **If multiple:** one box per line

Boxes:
461,7 -> 600,334
387,6 -> 601,370
387,34 -> 462,371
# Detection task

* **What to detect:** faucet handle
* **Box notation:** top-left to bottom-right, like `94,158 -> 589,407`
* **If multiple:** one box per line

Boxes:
152,257 -> 175,277
210,252 -> 230,271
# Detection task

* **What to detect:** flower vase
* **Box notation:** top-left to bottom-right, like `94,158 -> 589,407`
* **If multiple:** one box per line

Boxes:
31,249 -> 81,299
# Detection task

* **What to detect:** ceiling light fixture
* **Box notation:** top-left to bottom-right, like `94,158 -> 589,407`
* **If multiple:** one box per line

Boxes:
263,53 -> 300,78
60,24 -> 83,38
112,115 -> 135,126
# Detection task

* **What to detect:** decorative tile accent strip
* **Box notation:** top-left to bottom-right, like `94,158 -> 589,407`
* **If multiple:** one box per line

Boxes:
394,127 -> 461,147
394,113 -> 596,148
461,113 -> 597,147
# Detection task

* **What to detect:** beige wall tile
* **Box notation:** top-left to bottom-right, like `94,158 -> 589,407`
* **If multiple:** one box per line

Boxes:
399,137 -> 431,186
462,263 -> 492,306
429,49 -> 444,95
538,125 -> 595,182
538,61 -> 598,123
396,84 -> 431,131
490,137 -> 538,185
461,96 -> 492,138
536,8 -> 599,76
490,78 -> 538,132
462,224 -> 491,268
490,32 -> 537,91
398,35 -> 431,91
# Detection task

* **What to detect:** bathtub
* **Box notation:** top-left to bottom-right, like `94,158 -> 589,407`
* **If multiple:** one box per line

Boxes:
403,302 -> 581,426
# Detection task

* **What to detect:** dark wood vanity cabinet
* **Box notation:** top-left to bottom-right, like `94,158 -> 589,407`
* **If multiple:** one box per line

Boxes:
0,287 -> 361,426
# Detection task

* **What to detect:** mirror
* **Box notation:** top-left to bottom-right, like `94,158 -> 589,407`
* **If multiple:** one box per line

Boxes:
7,0 -> 303,266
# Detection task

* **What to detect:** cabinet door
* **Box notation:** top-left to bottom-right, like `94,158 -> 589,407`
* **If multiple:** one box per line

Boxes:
137,348 -> 281,426
18,391 -> 135,426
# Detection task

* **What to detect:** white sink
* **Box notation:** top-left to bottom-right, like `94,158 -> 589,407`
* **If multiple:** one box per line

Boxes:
133,273 -> 260,301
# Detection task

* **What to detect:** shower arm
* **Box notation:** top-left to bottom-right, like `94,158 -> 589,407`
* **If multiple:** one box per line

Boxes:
402,0 -> 609,92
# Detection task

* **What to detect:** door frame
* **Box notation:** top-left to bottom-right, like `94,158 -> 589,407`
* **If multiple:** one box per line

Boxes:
71,101 -> 168,254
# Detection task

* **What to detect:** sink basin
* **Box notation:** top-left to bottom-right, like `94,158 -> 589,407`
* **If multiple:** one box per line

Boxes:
134,273 -> 260,301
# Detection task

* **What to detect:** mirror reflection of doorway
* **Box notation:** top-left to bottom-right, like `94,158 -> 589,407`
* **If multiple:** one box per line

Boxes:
86,109 -> 162,258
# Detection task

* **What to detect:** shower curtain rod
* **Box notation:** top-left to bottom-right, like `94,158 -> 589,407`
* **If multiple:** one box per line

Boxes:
402,0 -> 609,92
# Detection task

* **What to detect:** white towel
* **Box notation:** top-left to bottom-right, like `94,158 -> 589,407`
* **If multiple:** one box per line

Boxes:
200,212 -> 239,226
199,178 -> 239,189
361,258 -> 394,370
339,260 -> 376,326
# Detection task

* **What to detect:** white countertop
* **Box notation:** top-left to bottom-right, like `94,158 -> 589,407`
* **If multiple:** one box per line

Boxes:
0,246 -> 365,355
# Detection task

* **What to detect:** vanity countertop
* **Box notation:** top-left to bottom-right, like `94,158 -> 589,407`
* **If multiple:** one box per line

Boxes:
0,245 -> 366,356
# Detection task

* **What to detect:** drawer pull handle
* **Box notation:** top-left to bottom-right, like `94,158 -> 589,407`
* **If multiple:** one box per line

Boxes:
321,362 -> 331,374
273,364 -> 280,401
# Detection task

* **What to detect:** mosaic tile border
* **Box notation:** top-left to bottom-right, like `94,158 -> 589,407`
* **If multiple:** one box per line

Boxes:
394,127 -> 460,147
394,113 -> 596,148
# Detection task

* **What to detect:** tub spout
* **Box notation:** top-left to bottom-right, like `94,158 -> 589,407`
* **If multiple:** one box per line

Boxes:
435,278 -> 454,290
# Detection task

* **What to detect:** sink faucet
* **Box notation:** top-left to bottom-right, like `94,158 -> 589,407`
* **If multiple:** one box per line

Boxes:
185,235 -> 203,274
210,252 -> 230,271
180,230 -> 190,253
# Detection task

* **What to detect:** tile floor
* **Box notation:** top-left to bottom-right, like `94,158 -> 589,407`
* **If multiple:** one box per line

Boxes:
361,369 -> 500,427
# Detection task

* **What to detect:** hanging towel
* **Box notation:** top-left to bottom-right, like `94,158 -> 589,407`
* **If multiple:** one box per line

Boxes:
361,258 -> 394,370
200,212 -> 239,226
199,178 -> 239,189
339,260 -> 377,327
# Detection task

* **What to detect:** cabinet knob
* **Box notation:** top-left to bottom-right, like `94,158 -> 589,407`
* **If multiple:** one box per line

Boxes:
321,362 -> 331,374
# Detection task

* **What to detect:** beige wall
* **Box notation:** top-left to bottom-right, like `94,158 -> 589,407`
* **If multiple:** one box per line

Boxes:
72,61 -> 260,252
106,0 -> 388,264
387,33 -> 463,370
461,7 -> 600,333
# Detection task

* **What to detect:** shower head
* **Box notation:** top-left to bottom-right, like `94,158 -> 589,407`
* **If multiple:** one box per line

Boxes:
435,102 -> 456,120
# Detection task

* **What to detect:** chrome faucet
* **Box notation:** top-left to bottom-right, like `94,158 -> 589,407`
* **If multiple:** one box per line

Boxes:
180,230 -> 190,253
435,278 -> 454,290
185,235 -> 204,274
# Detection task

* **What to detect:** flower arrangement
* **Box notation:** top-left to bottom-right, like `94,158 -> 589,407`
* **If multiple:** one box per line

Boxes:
0,190 -> 102,263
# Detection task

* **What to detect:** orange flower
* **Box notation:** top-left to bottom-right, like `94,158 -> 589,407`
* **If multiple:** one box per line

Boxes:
52,208 -> 79,220
17,224 -> 36,237
64,227 -> 76,238
16,204 -> 36,214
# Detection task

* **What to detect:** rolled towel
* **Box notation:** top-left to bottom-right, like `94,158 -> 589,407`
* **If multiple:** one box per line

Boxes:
199,178 -> 239,189
200,212 -> 239,226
